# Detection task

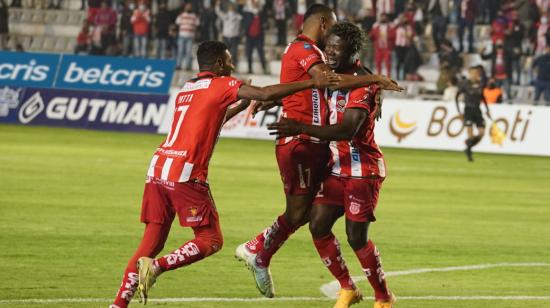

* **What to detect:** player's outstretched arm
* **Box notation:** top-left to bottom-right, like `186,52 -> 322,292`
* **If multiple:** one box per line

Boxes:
268,108 -> 368,141
308,64 -> 404,92
237,71 -> 339,101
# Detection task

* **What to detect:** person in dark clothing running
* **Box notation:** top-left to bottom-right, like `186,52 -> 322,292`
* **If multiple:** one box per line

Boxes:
456,67 -> 492,162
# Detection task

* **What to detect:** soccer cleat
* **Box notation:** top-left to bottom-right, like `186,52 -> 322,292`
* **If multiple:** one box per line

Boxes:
235,243 -> 254,263
373,292 -> 397,308
464,147 -> 473,162
247,254 -> 275,298
136,257 -> 160,305
333,288 -> 363,308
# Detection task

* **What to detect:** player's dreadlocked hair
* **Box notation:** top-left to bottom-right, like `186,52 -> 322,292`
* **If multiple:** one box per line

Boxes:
197,41 -> 228,69
329,22 -> 367,56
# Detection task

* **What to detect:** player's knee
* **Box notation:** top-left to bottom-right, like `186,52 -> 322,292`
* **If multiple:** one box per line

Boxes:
309,218 -> 330,239
346,231 -> 367,251
197,233 -> 223,257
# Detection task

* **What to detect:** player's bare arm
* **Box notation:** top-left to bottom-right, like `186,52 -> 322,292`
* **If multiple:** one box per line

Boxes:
308,63 -> 404,92
237,71 -> 339,101
268,108 -> 368,141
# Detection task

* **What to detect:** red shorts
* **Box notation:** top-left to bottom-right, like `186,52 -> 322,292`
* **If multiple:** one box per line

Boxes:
313,175 -> 384,222
140,177 -> 219,228
275,139 -> 329,195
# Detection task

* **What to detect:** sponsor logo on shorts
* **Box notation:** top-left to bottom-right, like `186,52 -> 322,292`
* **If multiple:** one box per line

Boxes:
186,207 -> 202,223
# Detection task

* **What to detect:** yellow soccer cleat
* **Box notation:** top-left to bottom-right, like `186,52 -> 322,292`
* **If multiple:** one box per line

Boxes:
374,292 -> 397,308
136,257 -> 160,305
334,288 -> 363,308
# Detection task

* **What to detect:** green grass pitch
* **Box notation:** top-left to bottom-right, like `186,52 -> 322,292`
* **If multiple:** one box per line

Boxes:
0,124 -> 549,308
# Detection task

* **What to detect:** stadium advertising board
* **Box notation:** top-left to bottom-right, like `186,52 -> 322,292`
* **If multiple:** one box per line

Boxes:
0,86 -> 169,133
0,51 -> 175,94
164,98 -> 548,157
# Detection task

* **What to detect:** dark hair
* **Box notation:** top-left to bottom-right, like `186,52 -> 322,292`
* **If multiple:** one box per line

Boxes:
303,3 -> 333,23
197,41 -> 228,68
329,21 -> 366,55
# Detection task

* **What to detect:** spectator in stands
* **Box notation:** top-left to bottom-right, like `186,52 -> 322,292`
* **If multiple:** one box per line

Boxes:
394,14 -> 414,80
0,0 -> 8,51
457,0 -> 477,53
437,39 -> 463,92
154,2 -> 171,59
273,0 -> 289,46
93,0 -> 117,55
87,0 -> 102,22
119,1 -> 134,56
377,0 -> 396,20
175,3 -> 199,70
370,13 -> 395,76
536,0 -> 550,13
483,78 -> 504,104
535,12 -> 549,56
215,2 -> 242,69
504,10 -> 524,85
491,9 -> 508,45
75,21 -> 91,54
168,23 -> 177,60
131,2 -> 150,57
428,0 -> 450,51
532,46 -> 550,105
243,0 -> 268,74
481,40 -> 513,101
199,0 -> 217,41
404,37 -> 423,81
478,0 -> 499,24
292,0 -> 307,32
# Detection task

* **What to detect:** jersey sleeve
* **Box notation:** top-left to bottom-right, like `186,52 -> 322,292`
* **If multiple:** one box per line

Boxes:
292,42 -> 324,73
217,77 -> 244,108
346,87 -> 373,112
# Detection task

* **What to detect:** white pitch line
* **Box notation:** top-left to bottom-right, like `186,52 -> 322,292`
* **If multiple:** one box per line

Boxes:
1,296 -> 550,305
320,262 -> 550,298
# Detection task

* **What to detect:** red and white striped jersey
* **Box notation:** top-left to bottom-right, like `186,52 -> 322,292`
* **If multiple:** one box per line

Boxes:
279,34 -> 327,144
147,72 -> 243,183
325,71 -> 386,178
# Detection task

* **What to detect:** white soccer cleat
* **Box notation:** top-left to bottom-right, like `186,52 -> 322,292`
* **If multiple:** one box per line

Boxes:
247,254 -> 275,298
235,243 -> 254,263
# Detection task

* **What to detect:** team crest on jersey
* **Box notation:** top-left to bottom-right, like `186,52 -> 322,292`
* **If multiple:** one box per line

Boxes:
336,92 -> 347,112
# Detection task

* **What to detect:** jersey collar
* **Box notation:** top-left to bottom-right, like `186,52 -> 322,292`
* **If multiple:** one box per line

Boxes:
196,71 -> 218,78
296,34 -> 317,46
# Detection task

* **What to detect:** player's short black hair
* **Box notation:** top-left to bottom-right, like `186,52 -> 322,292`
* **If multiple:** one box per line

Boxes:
303,3 -> 334,22
197,41 -> 228,68
329,21 -> 366,55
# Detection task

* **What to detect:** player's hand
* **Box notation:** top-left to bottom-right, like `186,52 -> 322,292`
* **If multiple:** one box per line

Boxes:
267,118 -> 302,138
252,100 -> 280,117
374,75 -> 404,92
313,71 -> 341,89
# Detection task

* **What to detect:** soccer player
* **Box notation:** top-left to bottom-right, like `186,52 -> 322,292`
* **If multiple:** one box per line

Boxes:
456,66 -> 492,162
269,22 -> 396,308
109,40 -> 339,308
235,3 -> 402,299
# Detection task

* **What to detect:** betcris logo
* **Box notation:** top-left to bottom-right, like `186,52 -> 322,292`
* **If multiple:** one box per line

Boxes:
0,51 -> 59,88
56,55 -> 175,94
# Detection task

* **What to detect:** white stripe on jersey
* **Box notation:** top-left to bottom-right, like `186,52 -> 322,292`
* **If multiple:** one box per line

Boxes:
179,162 -> 194,182
330,141 -> 341,175
147,155 -> 159,177
161,158 -> 173,180
328,90 -> 338,125
350,144 -> 362,177
378,158 -> 386,177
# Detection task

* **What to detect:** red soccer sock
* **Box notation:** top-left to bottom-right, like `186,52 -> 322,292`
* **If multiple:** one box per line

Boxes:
112,223 -> 170,308
255,215 -> 295,267
245,231 -> 266,254
353,240 -> 391,301
313,233 -> 355,290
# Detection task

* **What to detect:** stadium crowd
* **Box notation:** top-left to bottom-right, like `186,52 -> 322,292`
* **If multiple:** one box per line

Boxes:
2,0 -> 550,103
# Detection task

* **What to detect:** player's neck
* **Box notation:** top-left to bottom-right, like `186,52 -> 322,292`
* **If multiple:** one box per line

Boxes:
298,30 -> 318,46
